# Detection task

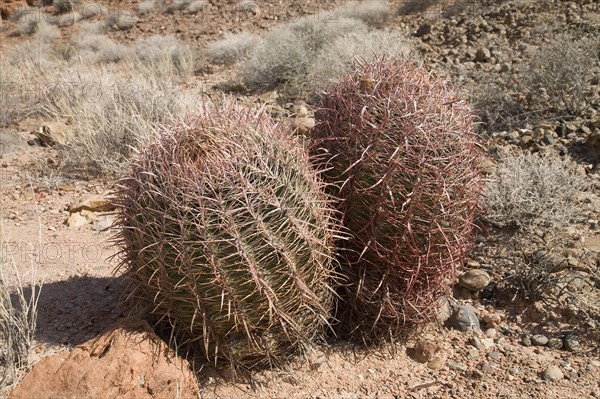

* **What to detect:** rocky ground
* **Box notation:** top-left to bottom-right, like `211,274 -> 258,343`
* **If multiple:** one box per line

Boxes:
1,0 -> 599,398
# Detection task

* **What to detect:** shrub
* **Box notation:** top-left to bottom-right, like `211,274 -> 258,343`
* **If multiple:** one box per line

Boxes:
105,12 -> 139,31
523,34 -> 598,117
187,0 -> 207,13
202,31 -> 259,65
310,58 -> 483,341
239,16 -> 368,92
133,35 -> 194,77
52,11 -> 81,27
39,62 -> 196,175
74,33 -> 132,64
137,0 -> 155,14
53,0 -> 75,13
80,3 -> 107,20
483,152 -> 587,229
114,102 -> 341,369
0,234 -> 41,389
307,30 -> 412,92
337,0 -> 391,28
166,0 -> 189,14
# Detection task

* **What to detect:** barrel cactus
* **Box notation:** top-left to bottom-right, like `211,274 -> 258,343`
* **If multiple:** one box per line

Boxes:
114,103 -> 340,369
310,58 -> 483,341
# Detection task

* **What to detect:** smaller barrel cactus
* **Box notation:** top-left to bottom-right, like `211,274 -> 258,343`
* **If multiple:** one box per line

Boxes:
114,103 -> 341,369
310,58 -> 483,341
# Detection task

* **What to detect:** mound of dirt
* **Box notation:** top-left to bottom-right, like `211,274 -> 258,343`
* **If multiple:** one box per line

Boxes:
9,318 -> 198,399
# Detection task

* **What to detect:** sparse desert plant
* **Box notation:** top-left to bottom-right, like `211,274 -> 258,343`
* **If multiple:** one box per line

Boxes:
337,0 -> 391,28
483,152 -> 587,229
239,16 -> 368,92
13,11 -> 48,36
53,0 -> 75,13
74,33 -> 132,64
523,34 -> 598,116
38,62 -> 196,175
307,30 -> 412,92
80,3 -> 107,20
166,0 -> 189,13
187,0 -> 207,13
0,222 -> 41,389
114,102 -> 341,369
137,0 -> 155,14
202,31 -> 259,65
105,12 -> 139,31
52,11 -> 81,27
310,58 -> 483,341
133,35 -> 195,77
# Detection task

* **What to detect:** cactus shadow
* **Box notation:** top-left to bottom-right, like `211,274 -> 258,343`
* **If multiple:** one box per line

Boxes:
15,275 -> 126,347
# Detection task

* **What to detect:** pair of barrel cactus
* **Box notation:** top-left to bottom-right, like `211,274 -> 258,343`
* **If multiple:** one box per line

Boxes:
114,58 -> 482,370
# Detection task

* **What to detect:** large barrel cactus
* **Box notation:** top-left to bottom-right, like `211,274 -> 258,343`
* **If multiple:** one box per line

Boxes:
114,103 -> 340,369
310,58 -> 483,341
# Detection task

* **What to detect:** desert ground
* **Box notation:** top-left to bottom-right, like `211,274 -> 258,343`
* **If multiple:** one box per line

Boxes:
1,0 -> 599,398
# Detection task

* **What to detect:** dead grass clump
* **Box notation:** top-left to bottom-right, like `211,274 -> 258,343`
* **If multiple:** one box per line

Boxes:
133,35 -> 195,77
0,230 -> 41,389
523,34 -> 598,117
484,152 -> 587,230
239,16 -> 368,92
105,12 -> 139,31
202,31 -> 259,65
80,3 -> 107,20
307,30 -> 413,92
74,33 -> 132,64
187,0 -> 207,13
137,0 -> 156,15
40,63 -> 196,175
337,0 -> 391,28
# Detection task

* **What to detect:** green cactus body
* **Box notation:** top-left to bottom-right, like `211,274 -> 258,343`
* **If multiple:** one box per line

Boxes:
114,104 -> 340,368
310,58 -> 483,341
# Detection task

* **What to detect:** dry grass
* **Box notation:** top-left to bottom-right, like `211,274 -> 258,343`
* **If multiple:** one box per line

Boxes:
105,12 -> 139,31
337,0 -> 391,28
307,29 -> 413,92
0,219 -> 41,390
483,152 -> 587,230
133,35 -> 195,77
202,31 -> 259,65
137,0 -> 156,15
239,16 -> 368,92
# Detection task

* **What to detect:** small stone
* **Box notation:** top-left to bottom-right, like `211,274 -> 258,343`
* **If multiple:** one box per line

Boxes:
563,334 -> 580,352
485,328 -> 497,338
93,218 -> 114,232
467,348 -> 480,359
543,365 -> 564,382
487,351 -> 501,362
447,360 -> 468,372
69,195 -> 115,213
480,338 -> 495,349
472,369 -> 484,379
547,338 -> 563,350
449,305 -> 481,332
531,334 -> 548,346
64,212 -> 88,229
436,296 -> 452,324
416,23 -> 432,37
474,47 -> 491,62
521,336 -> 532,347
427,357 -> 444,370
411,340 -> 440,363
458,269 -> 491,291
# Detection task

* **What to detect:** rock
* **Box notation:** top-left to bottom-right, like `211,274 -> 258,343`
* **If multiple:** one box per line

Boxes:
292,117 -> 315,137
487,351 -> 501,362
563,334 -> 580,352
484,328 -> 497,338
64,212 -> 88,229
586,131 -> 600,152
69,195 -> 115,213
8,319 -> 198,399
447,360 -> 468,372
543,365 -> 564,382
531,334 -> 548,346
547,338 -> 563,350
435,296 -> 452,324
458,269 -> 491,291
520,336 -> 532,347
427,357 -> 443,370
0,0 -> 30,19
410,340 -> 440,363
93,218 -> 114,232
474,47 -> 491,62
416,23 -> 431,37
449,305 -> 480,332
